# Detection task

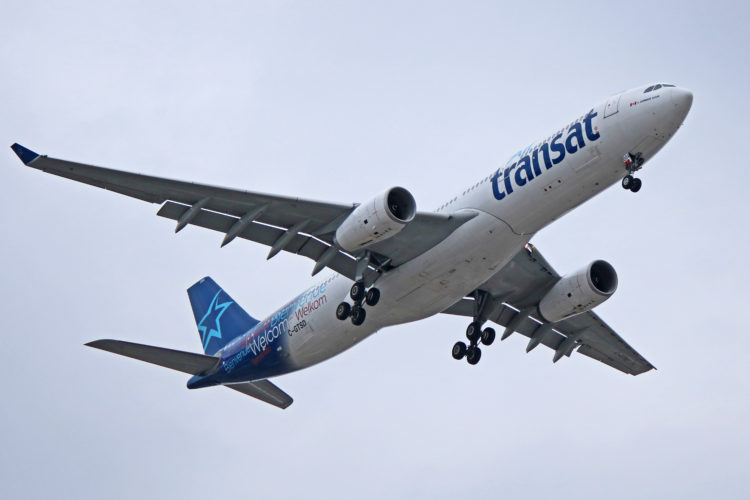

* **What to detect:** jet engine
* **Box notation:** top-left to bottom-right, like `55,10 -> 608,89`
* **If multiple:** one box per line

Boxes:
537,260 -> 618,323
334,187 -> 417,252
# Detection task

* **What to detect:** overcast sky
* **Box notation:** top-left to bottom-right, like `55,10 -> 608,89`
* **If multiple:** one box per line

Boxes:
2,1 -> 748,499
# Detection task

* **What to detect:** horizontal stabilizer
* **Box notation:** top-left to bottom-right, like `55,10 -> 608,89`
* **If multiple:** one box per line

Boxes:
225,380 -> 293,409
86,339 -> 220,375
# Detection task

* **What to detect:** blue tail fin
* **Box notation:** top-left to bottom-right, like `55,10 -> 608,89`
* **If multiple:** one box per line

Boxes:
187,277 -> 260,355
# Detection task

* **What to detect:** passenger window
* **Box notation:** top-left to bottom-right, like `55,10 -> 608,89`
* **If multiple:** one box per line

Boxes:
644,86 -> 654,93
662,83 -> 676,87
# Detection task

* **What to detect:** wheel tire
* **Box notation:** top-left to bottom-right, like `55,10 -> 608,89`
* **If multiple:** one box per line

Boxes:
630,178 -> 642,192
335,302 -> 351,320
622,175 -> 633,189
452,341 -> 467,360
481,328 -> 496,346
466,346 -> 482,365
350,282 -> 365,302
466,321 -> 482,342
351,305 -> 366,326
365,287 -> 380,306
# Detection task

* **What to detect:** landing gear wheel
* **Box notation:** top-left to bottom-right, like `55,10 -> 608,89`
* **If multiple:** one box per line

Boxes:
480,328 -> 496,346
630,178 -> 642,192
466,321 -> 482,343
335,302 -> 351,320
622,175 -> 634,190
350,282 -> 365,302
452,341 -> 467,360
365,287 -> 380,306
350,304 -> 366,326
466,346 -> 482,365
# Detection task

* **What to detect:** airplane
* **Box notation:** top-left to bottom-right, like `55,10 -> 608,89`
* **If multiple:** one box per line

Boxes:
11,82 -> 693,409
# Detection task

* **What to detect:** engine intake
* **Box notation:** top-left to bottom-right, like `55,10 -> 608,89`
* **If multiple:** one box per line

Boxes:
335,187 -> 417,252
537,260 -> 618,323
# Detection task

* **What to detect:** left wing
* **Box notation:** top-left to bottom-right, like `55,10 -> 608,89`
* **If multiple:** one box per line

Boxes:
11,143 -> 475,280
442,244 -> 655,375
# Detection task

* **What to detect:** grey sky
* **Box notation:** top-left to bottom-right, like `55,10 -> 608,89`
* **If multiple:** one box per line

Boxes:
1,1 -> 748,498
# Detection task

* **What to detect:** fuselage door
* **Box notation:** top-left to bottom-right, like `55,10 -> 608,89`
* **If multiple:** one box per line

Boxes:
604,94 -> 621,118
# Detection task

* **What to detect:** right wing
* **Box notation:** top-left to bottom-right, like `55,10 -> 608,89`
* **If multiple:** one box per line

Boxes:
12,143 -> 475,281
442,244 -> 655,376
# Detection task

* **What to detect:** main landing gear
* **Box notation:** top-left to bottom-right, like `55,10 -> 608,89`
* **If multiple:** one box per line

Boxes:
622,152 -> 644,193
451,290 -> 495,365
335,281 -> 380,326
452,322 -> 496,365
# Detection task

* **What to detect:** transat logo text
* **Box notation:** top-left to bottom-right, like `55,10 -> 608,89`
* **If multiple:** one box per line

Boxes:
491,109 -> 601,200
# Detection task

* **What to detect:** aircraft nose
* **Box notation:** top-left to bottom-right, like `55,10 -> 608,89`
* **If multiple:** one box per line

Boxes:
666,87 -> 693,130
671,87 -> 693,110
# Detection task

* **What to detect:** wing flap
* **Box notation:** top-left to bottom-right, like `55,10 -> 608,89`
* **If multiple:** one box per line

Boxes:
86,339 -> 220,375
157,201 -> 360,280
225,380 -> 293,409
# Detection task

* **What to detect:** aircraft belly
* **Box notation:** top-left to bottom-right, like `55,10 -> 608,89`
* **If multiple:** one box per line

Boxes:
371,211 -> 528,326
259,212 -> 527,374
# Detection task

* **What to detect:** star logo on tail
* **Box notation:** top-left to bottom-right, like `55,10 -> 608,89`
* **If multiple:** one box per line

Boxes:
198,290 -> 233,351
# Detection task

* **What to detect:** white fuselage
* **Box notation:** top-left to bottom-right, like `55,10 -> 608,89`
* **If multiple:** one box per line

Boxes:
268,84 -> 693,374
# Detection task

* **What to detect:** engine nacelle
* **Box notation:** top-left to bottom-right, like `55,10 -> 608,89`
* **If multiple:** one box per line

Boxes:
537,260 -> 618,323
334,187 -> 417,252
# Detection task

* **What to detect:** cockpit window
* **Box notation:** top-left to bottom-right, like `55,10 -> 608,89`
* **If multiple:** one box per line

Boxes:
645,83 -> 675,93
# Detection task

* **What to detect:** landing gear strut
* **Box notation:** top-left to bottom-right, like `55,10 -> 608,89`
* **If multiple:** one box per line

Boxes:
622,153 -> 644,193
335,280 -> 381,326
451,291 -> 496,365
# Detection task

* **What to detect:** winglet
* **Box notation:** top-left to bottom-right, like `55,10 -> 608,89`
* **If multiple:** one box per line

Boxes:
10,143 -> 41,165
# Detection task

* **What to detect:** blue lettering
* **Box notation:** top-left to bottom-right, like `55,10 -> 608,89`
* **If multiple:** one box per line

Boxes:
583,109 -> 600,141
550,133 -> 566,165
539,142 -> 552,174
514,156 -> 534,186
490,109 -> 602,202
491,168 -> 505,200
565,122 -> 585,154
503,163 -> 517,194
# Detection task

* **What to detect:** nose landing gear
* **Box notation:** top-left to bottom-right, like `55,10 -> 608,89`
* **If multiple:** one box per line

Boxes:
622,152 -> 644,193
621,175 -> 642,192
335,280 -> 381,326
